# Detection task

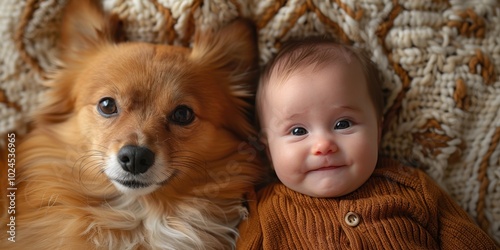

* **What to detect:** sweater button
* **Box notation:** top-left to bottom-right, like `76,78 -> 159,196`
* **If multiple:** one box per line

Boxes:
345,212 -> 360,227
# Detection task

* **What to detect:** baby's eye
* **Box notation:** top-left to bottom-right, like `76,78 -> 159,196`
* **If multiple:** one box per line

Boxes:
334,120 -> 352,130
291,127 -> 308,136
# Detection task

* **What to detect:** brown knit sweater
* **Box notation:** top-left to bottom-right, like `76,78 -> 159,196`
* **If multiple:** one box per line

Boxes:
237,158 -> 497,249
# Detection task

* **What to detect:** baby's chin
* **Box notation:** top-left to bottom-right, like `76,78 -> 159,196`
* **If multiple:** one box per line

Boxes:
287,175 -> 363,198
300,186 -> 358,198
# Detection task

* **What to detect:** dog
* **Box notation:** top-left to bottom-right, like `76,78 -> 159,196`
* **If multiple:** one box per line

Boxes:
0,0 -> 263,249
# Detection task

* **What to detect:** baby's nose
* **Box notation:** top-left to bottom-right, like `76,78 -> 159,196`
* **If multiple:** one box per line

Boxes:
311,138 -> 337,155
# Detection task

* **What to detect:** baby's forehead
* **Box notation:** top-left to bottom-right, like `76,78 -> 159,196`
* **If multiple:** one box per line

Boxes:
269,57 -> 363,89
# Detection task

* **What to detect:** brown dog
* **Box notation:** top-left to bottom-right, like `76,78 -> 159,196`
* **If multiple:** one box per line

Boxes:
0,0 -> 263,248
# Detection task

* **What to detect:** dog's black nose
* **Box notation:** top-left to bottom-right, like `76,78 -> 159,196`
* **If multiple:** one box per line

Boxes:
117,145 -> 155,175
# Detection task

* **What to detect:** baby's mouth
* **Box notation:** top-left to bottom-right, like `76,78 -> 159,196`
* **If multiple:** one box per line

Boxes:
310,165 -> 345,172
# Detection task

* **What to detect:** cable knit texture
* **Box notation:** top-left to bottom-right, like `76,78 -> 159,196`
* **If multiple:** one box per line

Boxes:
237,158 -> 497,249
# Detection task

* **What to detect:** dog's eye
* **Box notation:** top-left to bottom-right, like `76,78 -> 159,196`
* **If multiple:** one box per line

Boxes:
169,105 -> 195,125
98,97 -> 118,117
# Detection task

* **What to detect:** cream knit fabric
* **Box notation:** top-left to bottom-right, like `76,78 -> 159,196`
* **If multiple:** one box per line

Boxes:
0,0 -> 499,244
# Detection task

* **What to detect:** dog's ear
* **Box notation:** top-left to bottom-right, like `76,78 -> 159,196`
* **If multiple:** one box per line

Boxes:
59,0 -> 123,59
190,19 -> 260,138
190,19 -> 259,96
36,0 -> 124,125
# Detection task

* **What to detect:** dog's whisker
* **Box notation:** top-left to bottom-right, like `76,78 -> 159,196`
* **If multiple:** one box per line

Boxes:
67,149 -> 111,194
80,162 -> 105,181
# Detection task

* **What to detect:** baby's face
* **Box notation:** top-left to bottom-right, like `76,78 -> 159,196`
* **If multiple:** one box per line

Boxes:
260,62 -> 380,197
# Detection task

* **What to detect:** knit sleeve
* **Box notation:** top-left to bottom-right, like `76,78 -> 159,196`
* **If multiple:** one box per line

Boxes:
236,190 -> 263,250
418,171 -> 497,249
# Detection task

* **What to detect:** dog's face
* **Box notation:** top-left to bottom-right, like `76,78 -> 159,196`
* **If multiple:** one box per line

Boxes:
39,0 -> 260,196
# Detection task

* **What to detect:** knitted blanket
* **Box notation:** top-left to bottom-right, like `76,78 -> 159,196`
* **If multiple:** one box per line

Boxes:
1,0 -> 499,244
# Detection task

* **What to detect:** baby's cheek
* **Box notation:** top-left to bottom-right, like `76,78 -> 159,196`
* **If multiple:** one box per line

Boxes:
268,146 -> 287,170
348,133 -> 378,159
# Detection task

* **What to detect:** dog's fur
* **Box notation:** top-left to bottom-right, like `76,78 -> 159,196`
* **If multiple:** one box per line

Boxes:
0,0 -> 263,249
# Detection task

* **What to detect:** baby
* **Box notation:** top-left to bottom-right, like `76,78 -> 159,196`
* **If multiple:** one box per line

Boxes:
237,37 -> 496,249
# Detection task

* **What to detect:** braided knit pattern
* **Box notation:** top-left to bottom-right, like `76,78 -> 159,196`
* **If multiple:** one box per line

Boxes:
0,0 -> 499,244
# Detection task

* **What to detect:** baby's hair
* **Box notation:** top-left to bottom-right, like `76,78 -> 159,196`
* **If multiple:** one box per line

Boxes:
257,36 -> 384,121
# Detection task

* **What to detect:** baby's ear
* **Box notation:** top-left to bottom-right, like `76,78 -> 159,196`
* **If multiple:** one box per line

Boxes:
258,131 -> 271,158
59,0 -> 123,59
190,18 -> 259,89
259,130 -> 268,146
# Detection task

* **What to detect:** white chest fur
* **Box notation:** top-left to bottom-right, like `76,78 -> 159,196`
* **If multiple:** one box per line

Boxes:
85,195 -> 247,250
